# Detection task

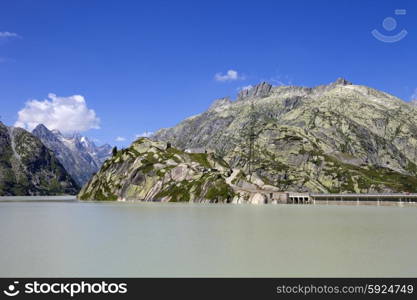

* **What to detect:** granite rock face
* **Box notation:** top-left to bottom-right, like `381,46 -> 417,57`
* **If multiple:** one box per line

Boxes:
78,138 -> 236,202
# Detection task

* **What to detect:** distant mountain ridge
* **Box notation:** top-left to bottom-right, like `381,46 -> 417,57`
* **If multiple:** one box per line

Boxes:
0,122 -> 78,196
32,124 -> 112,186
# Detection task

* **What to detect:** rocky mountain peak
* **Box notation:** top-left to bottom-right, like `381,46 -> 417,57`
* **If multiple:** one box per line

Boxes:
33,123 -> 49,132
237,81 -> 272,101
32,124 -> 58,140
311,77 -> 353,95
333,77 -> 352,86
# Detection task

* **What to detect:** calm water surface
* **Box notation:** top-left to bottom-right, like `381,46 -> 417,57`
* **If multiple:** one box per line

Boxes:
0,198 -> 416,277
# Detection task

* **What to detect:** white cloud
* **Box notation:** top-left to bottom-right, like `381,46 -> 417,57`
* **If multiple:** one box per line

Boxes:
15,93 -> 100,133
214,70 -> 244,82
115,136 -> 126,142
135,131 -> 153,139
0,32 -> 20,38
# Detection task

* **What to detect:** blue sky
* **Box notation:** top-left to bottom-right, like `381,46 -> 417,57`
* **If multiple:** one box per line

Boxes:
1,0 -> 416,146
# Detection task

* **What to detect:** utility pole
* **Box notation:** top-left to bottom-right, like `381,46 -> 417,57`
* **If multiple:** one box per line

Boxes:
245,102 -> 259,180
248,104 -> 255,177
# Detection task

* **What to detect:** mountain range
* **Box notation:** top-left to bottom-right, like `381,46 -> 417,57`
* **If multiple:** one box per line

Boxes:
32,124 -> 112,186
0,122 -> 78,196
152,78 -> 417,193
80,78 -> 417,202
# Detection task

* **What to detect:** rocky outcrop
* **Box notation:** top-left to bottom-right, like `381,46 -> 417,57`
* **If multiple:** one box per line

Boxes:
0,122 -> 79,196
237,82 -> 272,100
78,138 -> 237,202
153,78 -> 417,193
78,137 -> 288,203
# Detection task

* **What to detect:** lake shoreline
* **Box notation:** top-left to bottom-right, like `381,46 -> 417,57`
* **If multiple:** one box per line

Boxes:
0,196 -> 77,202
1,195 -> 417,208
